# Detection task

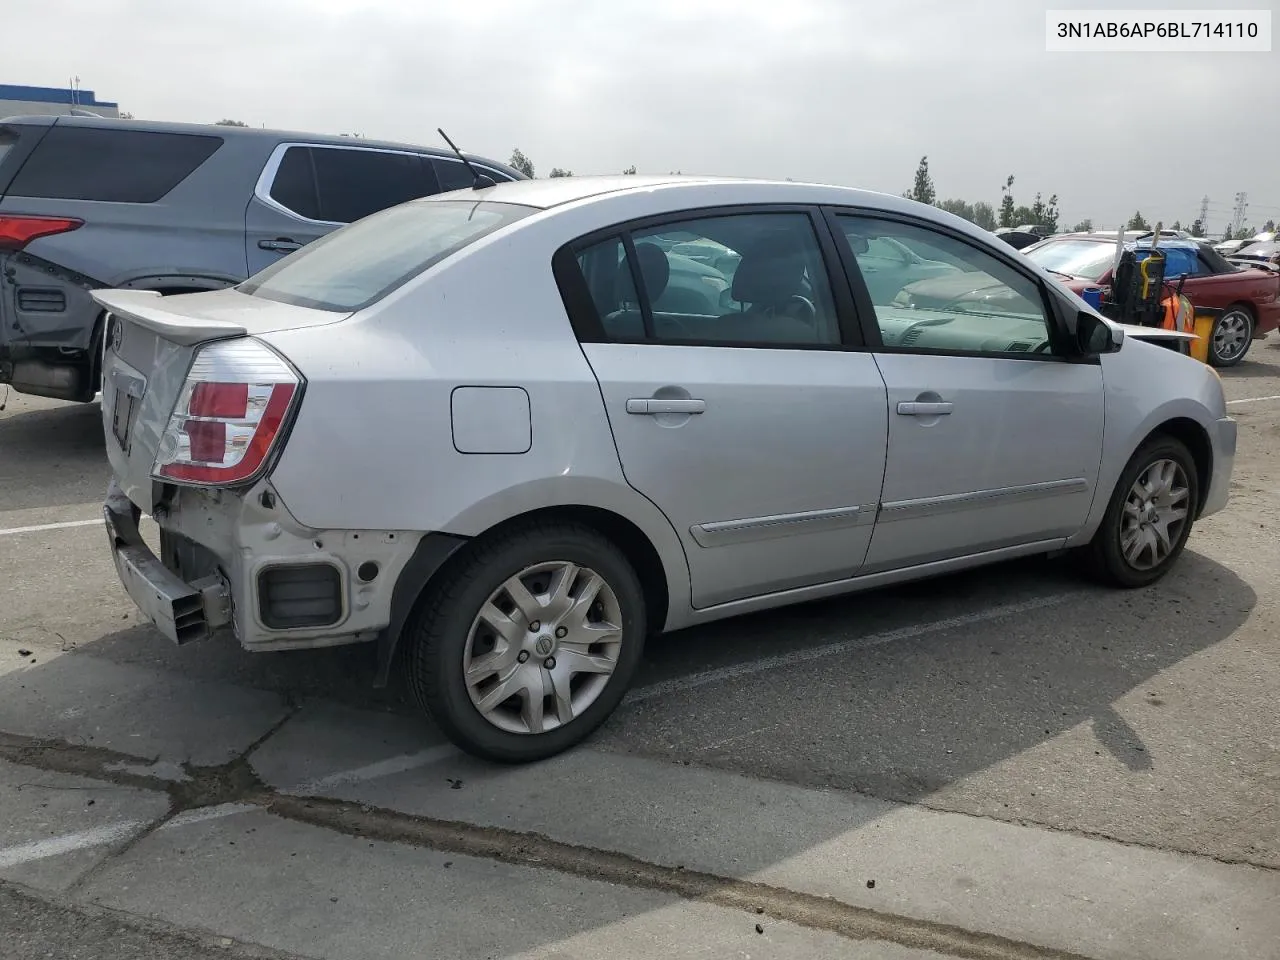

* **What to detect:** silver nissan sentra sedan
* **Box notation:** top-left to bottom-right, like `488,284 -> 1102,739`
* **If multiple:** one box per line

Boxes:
92,175 -> 1236,762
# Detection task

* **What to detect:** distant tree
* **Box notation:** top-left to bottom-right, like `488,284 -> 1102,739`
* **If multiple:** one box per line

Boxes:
215,119 -> 248,127
998,175 -> 1017,228
1264,219 -> 1277,233
905,156 -> 936,206
548,168 -> 573,178
1126,210 -> 1150,231
972,202 -> 997,231
1170,220 -> 1182,231
938,198 -> 974,221
1029,192 -> 1060,232
622,165 -> 637,175
1072,219 -> 1094,232
508,148 -> 534,179
1221,225 -> 1235,241
668,169 -> 682,175
1190,219 -> 1205,237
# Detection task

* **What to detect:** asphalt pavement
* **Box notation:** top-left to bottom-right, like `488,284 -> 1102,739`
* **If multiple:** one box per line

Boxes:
2,340 -> 1279,960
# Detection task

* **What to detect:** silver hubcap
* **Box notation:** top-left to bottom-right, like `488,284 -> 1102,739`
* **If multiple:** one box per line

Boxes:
463,561 -> 623,735
1213,312 -> 1250,362
1120,459 -> 1190,571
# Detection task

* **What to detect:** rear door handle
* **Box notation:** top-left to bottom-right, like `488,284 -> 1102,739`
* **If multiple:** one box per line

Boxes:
626,398 -> 706,415
896,401 -> 953,416
258,239 -> 302,252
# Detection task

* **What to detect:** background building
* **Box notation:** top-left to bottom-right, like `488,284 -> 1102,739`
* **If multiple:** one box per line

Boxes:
0,83 -> 121,119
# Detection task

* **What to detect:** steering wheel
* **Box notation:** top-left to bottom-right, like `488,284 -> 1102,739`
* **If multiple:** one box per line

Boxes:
782,295 -> 817,326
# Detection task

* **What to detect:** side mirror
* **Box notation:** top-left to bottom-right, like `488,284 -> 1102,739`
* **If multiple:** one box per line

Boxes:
1077,311 -> 1123,355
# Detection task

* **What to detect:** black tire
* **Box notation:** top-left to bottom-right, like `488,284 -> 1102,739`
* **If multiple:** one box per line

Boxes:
406,520 -> 647,763
1083,435 -> 1199,588
1208,304 -> 1254,368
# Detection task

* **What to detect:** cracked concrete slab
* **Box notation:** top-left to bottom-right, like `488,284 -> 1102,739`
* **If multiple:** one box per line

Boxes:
248,700 -> 449,793
0,758 -> 169,893
319,745 -> 1280,960
77,807 -> 946,960
0,643 -> 293,767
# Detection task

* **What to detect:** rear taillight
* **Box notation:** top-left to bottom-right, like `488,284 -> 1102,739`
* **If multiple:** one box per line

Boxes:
0,215 -> 83,251
154,339 -> 302,486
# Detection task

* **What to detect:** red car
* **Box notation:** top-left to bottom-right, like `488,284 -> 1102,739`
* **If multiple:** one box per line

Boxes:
1021,233 -> 1280,367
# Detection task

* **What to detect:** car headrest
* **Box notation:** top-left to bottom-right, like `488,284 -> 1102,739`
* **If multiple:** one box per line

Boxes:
619,242 -> 670,305
731,248 -> 804,306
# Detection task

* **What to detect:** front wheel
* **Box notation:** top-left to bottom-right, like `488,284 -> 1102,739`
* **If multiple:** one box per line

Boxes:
1209,305 -> 1254,367
1083,436 -> 1199,588
406,521 -> 646,763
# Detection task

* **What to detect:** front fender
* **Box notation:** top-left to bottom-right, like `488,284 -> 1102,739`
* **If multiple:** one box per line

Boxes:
1065,340 -> 1225,546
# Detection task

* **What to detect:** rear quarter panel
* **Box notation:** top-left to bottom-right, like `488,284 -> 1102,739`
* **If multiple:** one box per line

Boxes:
258,206 -> 696,622
6,132 -> 272,289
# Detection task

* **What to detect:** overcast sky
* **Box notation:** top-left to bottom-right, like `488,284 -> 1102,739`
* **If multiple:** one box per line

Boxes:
6,0 -> 1278,233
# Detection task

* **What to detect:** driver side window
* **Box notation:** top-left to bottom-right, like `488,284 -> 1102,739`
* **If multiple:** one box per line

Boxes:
836,214 -> 1053,357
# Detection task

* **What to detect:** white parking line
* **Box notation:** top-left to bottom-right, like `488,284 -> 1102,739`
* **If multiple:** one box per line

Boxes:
289,743 -> 462,794
1226,394 -> 1280,406
160,802 -> 259,830
623,593 -> 1071,706
0,820 -> 148,868
0,518 -> 101,537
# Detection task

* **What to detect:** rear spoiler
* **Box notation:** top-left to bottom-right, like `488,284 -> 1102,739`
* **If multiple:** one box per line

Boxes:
90,289 -> 248,346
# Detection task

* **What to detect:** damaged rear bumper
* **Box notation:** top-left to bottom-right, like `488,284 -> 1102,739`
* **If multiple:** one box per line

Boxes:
103,480 -> 231,644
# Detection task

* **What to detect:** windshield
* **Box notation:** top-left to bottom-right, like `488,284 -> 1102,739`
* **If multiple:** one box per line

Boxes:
239,199 -> 534,311
1023,239 -> 1116,281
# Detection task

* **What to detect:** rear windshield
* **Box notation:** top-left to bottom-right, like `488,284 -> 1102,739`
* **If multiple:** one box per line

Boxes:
239,199 -> 535,312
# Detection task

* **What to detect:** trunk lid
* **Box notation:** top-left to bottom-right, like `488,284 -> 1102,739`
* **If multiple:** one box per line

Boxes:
91,287 -> 348,511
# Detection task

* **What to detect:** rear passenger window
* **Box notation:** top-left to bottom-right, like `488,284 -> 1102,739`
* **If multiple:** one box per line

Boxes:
310,147 -> 432,223
7,127 -> 222,203
573,212 -> 841,346
433,159 -> 475,192
269,147 -> 321,220
266,146 -> 436,224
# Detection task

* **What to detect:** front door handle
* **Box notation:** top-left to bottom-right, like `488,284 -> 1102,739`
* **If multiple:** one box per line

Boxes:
259,238 -> 302,252
626,398 -> 706,415
896,400 -> 953,416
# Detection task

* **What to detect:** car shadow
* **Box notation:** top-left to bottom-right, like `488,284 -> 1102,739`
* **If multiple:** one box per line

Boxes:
0,396 -> 107,512
0,541 -> 1258,957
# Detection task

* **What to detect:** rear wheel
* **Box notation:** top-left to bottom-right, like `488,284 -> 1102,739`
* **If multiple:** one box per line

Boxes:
1083,436 -> 1199,588
1209,304 -> 1253,367
406,521 -> 646,763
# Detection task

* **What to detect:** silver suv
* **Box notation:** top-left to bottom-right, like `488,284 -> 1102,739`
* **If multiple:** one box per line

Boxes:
94,176 -> 1235,763
0,114 -> 522,402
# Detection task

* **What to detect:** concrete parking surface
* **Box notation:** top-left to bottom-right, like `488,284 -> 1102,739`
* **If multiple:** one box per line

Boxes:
2,341 -> 1279,960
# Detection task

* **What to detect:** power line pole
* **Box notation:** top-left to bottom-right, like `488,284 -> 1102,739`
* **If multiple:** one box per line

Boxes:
1232,192 -> 1249,235
1198,195 -> 1209,233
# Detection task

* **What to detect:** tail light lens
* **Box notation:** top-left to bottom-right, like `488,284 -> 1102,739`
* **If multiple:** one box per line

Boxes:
154,339 -> 302,486
0,215 -> 84,251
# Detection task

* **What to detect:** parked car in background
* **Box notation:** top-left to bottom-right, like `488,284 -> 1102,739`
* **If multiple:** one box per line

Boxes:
1228,240 -> 1280,271
0,114 -> 523,402
1020,232 -> 1280,366
992,227 -> 1044,250
93,176 -> 1233,762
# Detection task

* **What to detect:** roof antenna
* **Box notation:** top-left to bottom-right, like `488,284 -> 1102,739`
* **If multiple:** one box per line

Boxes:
437,128 -> 496,190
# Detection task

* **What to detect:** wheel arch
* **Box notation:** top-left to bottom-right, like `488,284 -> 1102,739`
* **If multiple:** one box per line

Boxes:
373,502 -> 683,688
1139,416 -> 1213,517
